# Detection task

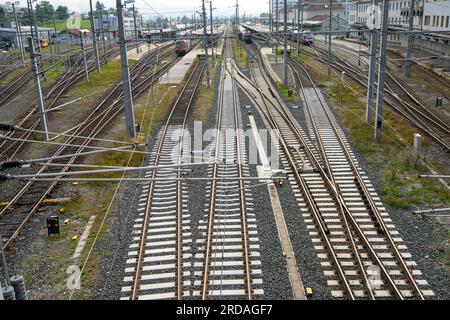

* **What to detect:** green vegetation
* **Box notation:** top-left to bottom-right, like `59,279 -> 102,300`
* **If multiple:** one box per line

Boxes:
276,81 -> 298,102
194,58 -> 221,121
39,19 -> 91,32
232,40 -> 248,69
21,57 -> 183,299
327,82 -> 449,210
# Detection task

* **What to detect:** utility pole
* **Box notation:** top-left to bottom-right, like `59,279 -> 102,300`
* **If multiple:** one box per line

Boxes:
48,31 -> 54,65
209,1 -> 214,60
89,0 -> 101,72
366,0 -> 379,124
202,0 -> 211,88
296,1 -> 300,56
275,0 -> 278,62
374,0 -> 389,140
132,4 -> 140,53
117,0 -> 136,137
283,0 -> 288,88
404,0 -> 415,77
79,32 -> 89,82
99,7 -> 107,58
52,12 -> 60,55
27,37 -> 49,142
328,0 -> 332,79
12,3 -> 25,66
27,0 -> 40,53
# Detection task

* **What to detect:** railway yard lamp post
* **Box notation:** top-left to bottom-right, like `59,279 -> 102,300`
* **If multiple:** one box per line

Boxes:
117,0 -> 137,138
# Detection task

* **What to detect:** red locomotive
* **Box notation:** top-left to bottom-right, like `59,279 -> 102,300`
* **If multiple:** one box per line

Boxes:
175,39 -> 191,56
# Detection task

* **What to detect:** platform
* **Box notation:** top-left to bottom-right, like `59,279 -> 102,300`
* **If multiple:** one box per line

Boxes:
260,47 -> 295,87
116,42 -> 171,61
160,39 -> 224,84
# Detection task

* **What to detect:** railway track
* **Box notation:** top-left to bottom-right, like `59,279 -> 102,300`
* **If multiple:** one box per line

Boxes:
0,41 -> 153,162
232,43 -> 433,299
0,45 -> 180,251
123,56 -> 205,300
303,43 -> 450,152
193,37 -> 263,300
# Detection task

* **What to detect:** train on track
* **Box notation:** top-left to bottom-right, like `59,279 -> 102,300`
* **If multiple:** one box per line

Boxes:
238,30 -> 253,44
288,30 -> 314,45
175,39 -> 191,56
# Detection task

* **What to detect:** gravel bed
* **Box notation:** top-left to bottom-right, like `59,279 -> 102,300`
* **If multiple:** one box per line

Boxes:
237,86 -> 293,300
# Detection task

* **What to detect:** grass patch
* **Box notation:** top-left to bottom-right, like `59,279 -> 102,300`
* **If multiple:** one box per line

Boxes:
194,58 -> 221,121
38,19 -> 91,32
21,57 -> 184,299
326,82 -> 449,210
276,81 -> 299,102
232,40 -> 248,69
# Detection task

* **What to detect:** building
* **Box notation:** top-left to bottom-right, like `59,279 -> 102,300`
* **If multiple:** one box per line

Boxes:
348,0 -> 450,30
0,23 -> 54,48
347,0 -> 450,55
421,0 -> 450,31
274,0 -> 344,26
93,14 -> 142,36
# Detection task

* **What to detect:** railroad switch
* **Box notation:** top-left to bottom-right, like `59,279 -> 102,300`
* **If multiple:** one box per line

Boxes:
306,287 -> 313,297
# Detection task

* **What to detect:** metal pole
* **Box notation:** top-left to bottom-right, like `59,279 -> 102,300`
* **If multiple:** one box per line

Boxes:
404,0 -> 415,77
328,0 -> 332,79
99,8 -> 107,59
89,0 -> 101,72
12,3 -> 25,66
52,12 -> 60,55
0,233 -> 11,287
117,0 -> 136,137
275,0 -> 278,62
79,33 -> 89,82
374,0 -> 389,140
48,31 -> 54,65
269,0 -> 273,44
27,0 -> 40,53
132,4 -> 140,53
202,0 -> 211,88
27,37 -> 49,142
283,0 -> 288,88
366,0 -> 378,124
210,1 -> 215,60
296,1 -> 300,56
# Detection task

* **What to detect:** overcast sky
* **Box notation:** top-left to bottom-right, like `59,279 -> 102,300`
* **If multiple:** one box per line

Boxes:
36,0 -> 270,18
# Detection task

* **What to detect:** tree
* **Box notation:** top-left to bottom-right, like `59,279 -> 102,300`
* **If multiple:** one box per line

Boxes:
96,1 -> 105,12
55,5 -> 69,20
35,1 -> 54,22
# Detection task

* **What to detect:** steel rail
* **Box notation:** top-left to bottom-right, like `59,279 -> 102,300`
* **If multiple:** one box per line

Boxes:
131,58 -> 205,300
1,47 -> 179,250
290,58 -> 425,300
